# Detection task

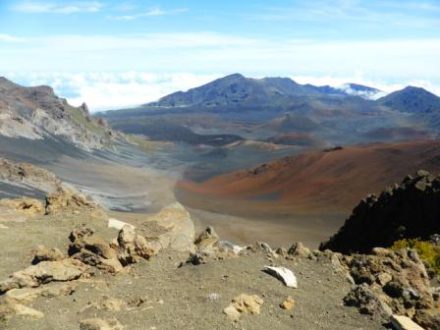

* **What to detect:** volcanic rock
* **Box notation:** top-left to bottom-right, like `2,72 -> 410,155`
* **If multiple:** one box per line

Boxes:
5,282 -> 76,304
117,225 -> 161,265
45,186 -> 97,215
321,171 -> 440,254
68,226 -> 123,274
0,158 -> 61,194
0,259 -> 87,294
194,226 -> 220,254
223,294 -> 264,321
341,248 -> 440,328
288,242 -> 312,258
0,197 -> 45,217
79,318 -> 123,330
280,296 -> 295,311
31,245 -> 65,264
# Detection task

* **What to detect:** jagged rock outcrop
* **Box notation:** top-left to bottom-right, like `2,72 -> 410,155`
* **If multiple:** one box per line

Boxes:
31,245 -> 65,265
0,158 -> 101,217
0,197 -> 45,216
0,158 -> 61,194
45,186 -> 97,215
68,226 -> 123,274
0,77 -> 121,150
341,248 -> 440,329
0,259 -> 88,294
321,170 -> 440,253
187,226 -> 245,265
117,225 -> 161,265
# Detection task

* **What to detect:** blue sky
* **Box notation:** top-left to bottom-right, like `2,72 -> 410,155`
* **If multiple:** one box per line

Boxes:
0,0 -> 439,110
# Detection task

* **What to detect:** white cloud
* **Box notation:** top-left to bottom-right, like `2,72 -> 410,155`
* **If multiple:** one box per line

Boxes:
0,34 -> 25,42
12,1 -> 103,14
292,75 -> 440,97
6,72 -> 220,111
110,7 -> 188,21
250,1 -> 440,30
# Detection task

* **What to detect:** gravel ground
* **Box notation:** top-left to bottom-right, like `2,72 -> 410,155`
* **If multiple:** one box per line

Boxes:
0,212 -> 385,330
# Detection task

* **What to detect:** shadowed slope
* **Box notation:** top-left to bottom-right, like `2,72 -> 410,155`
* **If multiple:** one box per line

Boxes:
320,170 -> 440,253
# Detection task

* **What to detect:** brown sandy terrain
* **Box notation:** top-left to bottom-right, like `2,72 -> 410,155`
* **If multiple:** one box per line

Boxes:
177,140 -> 440,215
187,207 -> 344,249
175,140 -> 440,248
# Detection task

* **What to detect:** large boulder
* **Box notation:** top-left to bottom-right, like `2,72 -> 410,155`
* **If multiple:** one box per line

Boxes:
143,202 -> 195,253
194,226 -> 220,254
68,226 -> 123,274
45,186 -> 97,215
117,225 -> 161,265
31,245 -> 65,264
0,197 -> 45,217
0,158 -> 61,194
0,259 -> 87,294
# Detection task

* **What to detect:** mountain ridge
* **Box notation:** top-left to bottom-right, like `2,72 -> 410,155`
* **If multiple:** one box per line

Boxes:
145,74 -> 353,109
128,74 -> 440,115
0,76 -> 122,151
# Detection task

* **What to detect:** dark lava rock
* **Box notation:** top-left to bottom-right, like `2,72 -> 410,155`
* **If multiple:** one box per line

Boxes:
320,170 -> 440,254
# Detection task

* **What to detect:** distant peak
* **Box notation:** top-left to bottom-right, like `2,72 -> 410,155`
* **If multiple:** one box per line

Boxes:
393,86 -> 439,97
225,73 -> 245,79
220,73 -> 246,81
0,76 -> 17,88
402,86 -> 427,92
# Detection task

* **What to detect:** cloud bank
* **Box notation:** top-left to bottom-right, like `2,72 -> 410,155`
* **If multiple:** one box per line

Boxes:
1,33 -> 439,81
12,1 -> 103,14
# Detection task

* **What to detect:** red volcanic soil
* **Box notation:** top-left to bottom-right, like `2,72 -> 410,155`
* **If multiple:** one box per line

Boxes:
176,140 -> 440,217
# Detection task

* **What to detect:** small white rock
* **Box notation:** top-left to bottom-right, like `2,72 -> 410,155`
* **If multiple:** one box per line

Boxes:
108,218 -> 135,231
391,315 -> 425,330
262,266 -> 298,288
207,292 -> 221,302
219,240 -> 246,255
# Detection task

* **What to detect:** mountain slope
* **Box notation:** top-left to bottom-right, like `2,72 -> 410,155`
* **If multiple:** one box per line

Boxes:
0,77 -> 120,151
177,140 -> 440,215
377,86 -> 440,113
146,73 -> 347,109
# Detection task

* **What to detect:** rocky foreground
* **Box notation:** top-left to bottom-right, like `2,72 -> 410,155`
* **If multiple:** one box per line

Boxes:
0,161 -> 440,329
0,208 -> 384,330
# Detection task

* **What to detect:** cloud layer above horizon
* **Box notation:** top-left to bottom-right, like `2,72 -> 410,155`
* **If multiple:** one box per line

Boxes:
1,0 -> 439,110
